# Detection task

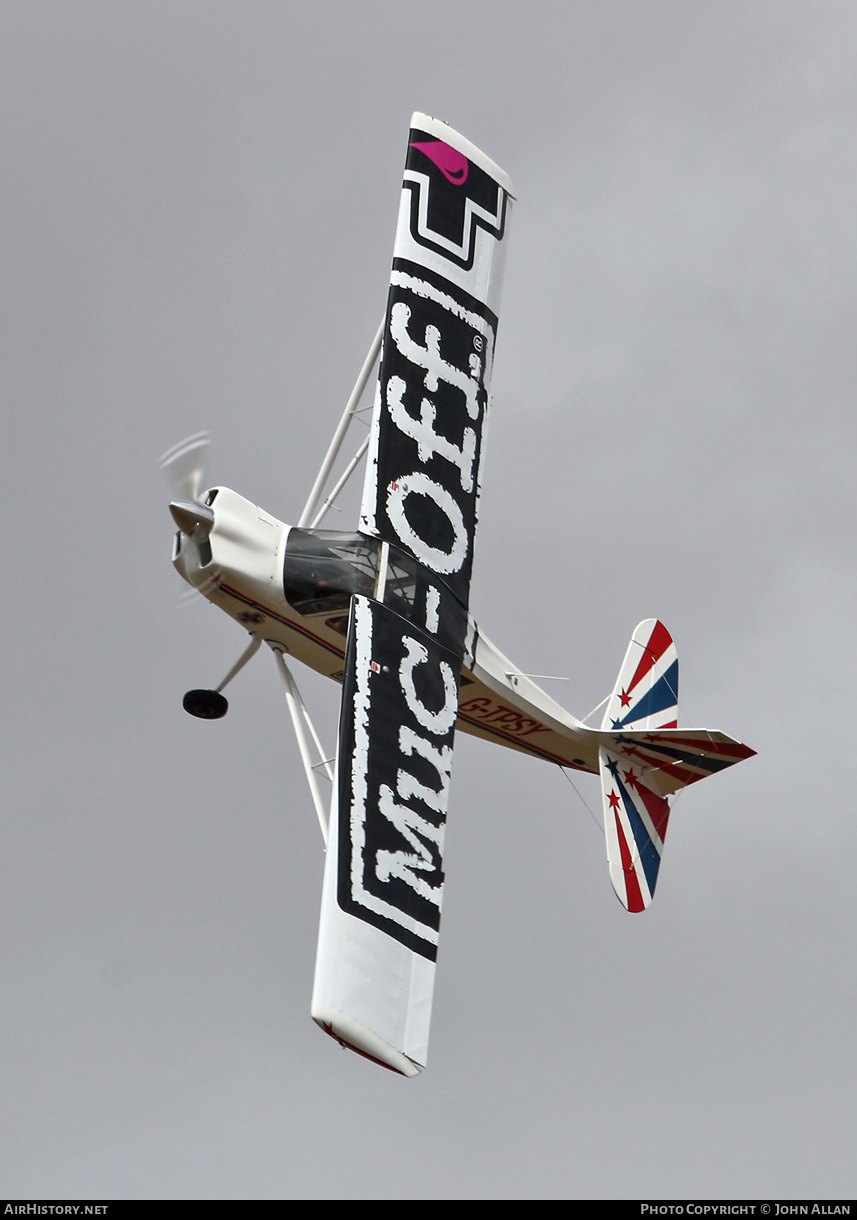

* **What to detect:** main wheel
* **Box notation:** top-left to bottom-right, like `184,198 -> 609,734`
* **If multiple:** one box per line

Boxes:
182,689 -> 228,719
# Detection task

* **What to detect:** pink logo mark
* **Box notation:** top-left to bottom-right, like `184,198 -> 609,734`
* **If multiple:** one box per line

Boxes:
410,140 -> 469,185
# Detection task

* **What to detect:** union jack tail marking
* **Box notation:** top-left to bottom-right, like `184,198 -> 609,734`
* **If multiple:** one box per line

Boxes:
599,746 -> 671,912
601,618 -> 678,732
609,729 -> 756,794
595,621 -> 755,910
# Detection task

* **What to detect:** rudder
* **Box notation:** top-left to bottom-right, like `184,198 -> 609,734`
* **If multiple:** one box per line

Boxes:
601,618 -> 678,732
599,746 -> 671,911
599,619 -> 677,911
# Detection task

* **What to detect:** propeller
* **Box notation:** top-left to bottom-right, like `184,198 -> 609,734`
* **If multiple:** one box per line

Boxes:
160,430 -> 233,714
159,430 -> 210,503
158,431 -> 214,539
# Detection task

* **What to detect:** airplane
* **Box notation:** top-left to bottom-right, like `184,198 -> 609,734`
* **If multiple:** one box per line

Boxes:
161,113 -> 755,1077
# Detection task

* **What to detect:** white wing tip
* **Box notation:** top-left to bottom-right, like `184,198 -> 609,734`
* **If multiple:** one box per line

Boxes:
410,112 -> 515,198
311,1002 -> 423,1077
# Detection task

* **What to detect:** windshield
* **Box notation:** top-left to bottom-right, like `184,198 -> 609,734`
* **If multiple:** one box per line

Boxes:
283,529 -> 380,615
283,527 -> 469,656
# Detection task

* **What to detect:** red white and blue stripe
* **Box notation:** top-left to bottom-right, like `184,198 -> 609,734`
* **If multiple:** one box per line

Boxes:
599,746 -> 671,912
601,619 -> 678,732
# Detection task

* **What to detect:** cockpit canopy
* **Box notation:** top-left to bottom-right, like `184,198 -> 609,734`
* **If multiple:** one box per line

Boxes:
283,528 -> 467,650
283,529 -> 380,617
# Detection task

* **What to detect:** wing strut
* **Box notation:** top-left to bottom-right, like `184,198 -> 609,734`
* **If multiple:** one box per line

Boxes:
309,434 -> 370,529
297,319 -> 384,528
270,645 -> 334,846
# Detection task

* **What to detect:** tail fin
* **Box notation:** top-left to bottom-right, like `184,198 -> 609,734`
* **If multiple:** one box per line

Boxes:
599,745 -> 671,911
597,621 -> 754,911
599,619 -> 676,910
601,618 -> 678,732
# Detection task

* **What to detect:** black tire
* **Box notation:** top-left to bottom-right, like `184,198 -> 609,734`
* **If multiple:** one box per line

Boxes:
182,689 -> 228,719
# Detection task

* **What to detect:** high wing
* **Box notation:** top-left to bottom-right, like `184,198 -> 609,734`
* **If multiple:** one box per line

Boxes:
311,114 -> 514,1074
358,111 -> 513,608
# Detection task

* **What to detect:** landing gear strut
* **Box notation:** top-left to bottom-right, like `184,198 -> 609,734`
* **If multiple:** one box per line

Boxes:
181,634 -> 262,719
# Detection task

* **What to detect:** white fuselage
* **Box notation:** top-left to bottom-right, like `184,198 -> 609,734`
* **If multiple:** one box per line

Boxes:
173,486 -> 607,776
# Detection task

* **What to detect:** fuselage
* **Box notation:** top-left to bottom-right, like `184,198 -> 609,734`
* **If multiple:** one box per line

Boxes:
172,486 -> 606,776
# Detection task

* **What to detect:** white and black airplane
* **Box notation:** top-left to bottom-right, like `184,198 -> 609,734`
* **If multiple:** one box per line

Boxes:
162,114 -> 755,1076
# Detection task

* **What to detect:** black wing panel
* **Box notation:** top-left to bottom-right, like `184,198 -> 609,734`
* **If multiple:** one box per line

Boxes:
335,595 -> 463,961
359,113 -> 514,611
311,594 -> 464,1072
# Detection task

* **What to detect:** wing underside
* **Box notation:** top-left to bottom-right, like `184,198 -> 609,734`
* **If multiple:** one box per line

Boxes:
311,595 -> 462,1074
312,114 -> 513,1073
358,112 -> 514,609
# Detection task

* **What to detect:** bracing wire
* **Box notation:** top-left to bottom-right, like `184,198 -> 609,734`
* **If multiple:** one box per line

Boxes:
559,766 -> 603,835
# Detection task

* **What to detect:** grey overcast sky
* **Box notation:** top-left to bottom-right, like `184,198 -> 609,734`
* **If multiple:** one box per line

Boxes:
2,0 -> 856,1200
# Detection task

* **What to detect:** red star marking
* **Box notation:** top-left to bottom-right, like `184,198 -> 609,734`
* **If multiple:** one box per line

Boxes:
619,687 -> 632,708
608,790 -> 621,812
623,769 -> 639,791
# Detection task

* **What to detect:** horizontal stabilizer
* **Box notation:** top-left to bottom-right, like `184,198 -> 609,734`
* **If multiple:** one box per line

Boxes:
602,619 -> 678,732
600,746 -> 671,912
605,727 -> 756,796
